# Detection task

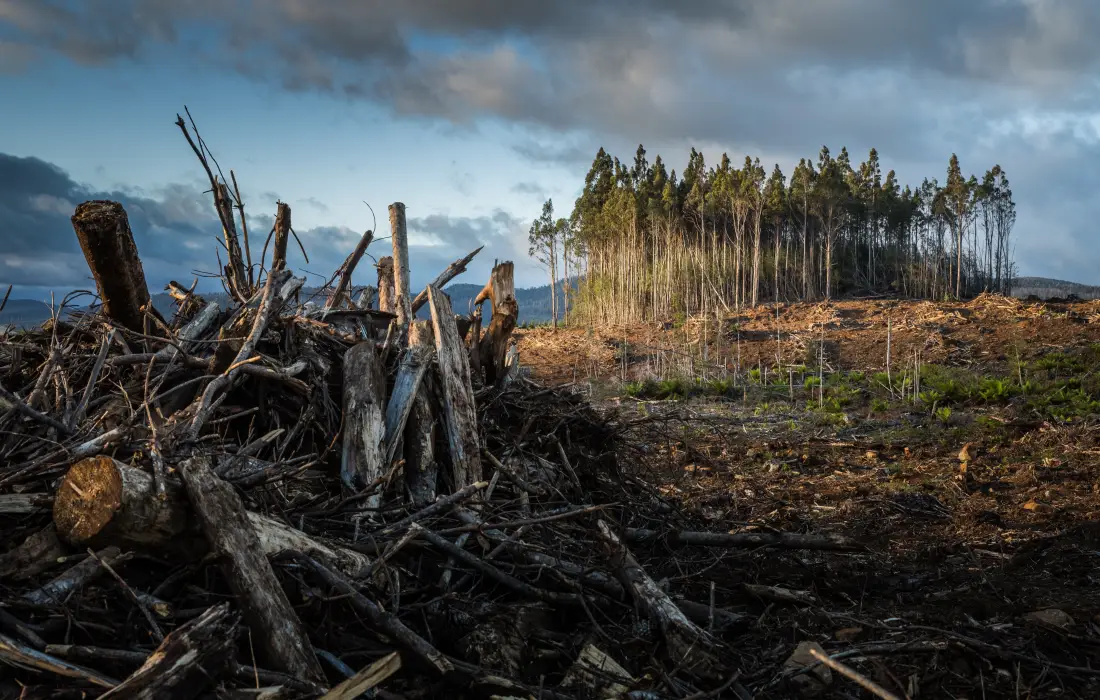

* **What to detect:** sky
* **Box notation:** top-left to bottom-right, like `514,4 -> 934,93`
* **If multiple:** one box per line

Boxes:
2,0 -> 1100,301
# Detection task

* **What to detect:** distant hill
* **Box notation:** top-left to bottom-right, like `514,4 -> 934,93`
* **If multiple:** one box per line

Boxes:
0,299 -> 54,328
1,280 -> 573,329
1010,277 -> 1100,300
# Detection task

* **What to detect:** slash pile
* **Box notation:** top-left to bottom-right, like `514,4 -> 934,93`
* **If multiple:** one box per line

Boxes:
0,115 -> 865,700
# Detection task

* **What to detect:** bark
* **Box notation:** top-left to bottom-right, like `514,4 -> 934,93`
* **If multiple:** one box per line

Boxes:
340,342 -> 386,494
175,455 -> 325,684
0,633 -> 118,689
71,200 -> 158,333
468,306 -> 482,381
389,203 -> 413,327
383,345 -> 430,468
216,183 -> 250,300
54,456 -> 191,551
96,603 -> 239,700
24,547 -> 126,606
404,320 -> 439,507
475,262 -> 518,385
377,257 -> 395,315
271,201 -> 291,273
426,286 -> 483,488
53,457 -> 372,578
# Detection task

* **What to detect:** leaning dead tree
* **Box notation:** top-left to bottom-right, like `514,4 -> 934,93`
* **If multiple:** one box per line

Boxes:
0,111 -> 865,699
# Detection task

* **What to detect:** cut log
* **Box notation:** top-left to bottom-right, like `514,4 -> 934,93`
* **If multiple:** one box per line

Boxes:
96,603 -> 238,700
175,455 -> 325,684
475,262 -> 518,385
410,246 -> 484,314
426,286 -> 483,489
271,201 -> 291,273
389,202 -> 412,327
53,457 -> 372,578
383,344 -> 430,468
405,320 -> 439,507
340,342 -> 386,494
71,200 -> 158,333
377,256 -> 395,315
596,519 -> 724,679
0,633 -> 118,688
54,455 -> 190,551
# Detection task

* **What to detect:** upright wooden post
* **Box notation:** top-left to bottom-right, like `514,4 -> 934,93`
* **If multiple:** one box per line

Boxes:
389,202 -> 412,327
377,256 -> 395,314
404,320 -> 438,506
71,200 -> 155,333
272,201 -> 291,272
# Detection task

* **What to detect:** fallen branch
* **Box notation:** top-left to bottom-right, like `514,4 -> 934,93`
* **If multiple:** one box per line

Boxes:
97,603 -> 239,700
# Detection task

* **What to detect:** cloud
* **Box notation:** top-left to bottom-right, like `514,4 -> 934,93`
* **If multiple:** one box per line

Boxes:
510,181 -> 549,199
7,1 -> 1100,282
0,152 -> 540,299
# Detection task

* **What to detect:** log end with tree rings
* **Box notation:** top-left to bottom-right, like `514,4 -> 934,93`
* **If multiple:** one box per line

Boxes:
53,456 -> 127,544
53,456 -> 191,551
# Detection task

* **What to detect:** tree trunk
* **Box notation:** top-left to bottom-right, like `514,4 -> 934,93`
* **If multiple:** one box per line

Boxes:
53,457 -> 373,578
389,202 -> 413,327
341,343 -> 386,493
71,200 -> 159,333
426,286 -> 482,490
175,455 -> 326,684
272,202 -> 291,272
404,320 -> 439,507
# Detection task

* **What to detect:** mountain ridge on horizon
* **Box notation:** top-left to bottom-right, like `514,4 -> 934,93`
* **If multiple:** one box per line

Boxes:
3,276 -> 1098,329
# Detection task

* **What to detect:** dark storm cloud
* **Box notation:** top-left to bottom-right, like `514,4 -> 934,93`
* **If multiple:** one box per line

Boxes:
0,153 -> 216,292
0,153 -> 531,298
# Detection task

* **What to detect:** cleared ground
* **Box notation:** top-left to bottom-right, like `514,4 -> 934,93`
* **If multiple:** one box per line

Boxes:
516,295 -> 1100,699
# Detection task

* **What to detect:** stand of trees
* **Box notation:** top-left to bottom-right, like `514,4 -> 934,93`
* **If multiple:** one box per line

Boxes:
530,145 -> 1017,326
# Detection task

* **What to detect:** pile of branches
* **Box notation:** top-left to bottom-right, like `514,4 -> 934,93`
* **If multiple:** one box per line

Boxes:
0,115 -> 868,700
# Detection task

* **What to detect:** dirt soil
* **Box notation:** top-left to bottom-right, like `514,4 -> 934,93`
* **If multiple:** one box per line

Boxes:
517,295 -> 1100,699
516,293 -> 1100,385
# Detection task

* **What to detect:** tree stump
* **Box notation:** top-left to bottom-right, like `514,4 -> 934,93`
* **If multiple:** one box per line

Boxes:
341,342 -> 386,494
475,261 -> 518,385
389,202 -> 413,327
377,256 -> 395,314
427,286 -> 483,489
71,200 -> 157,333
